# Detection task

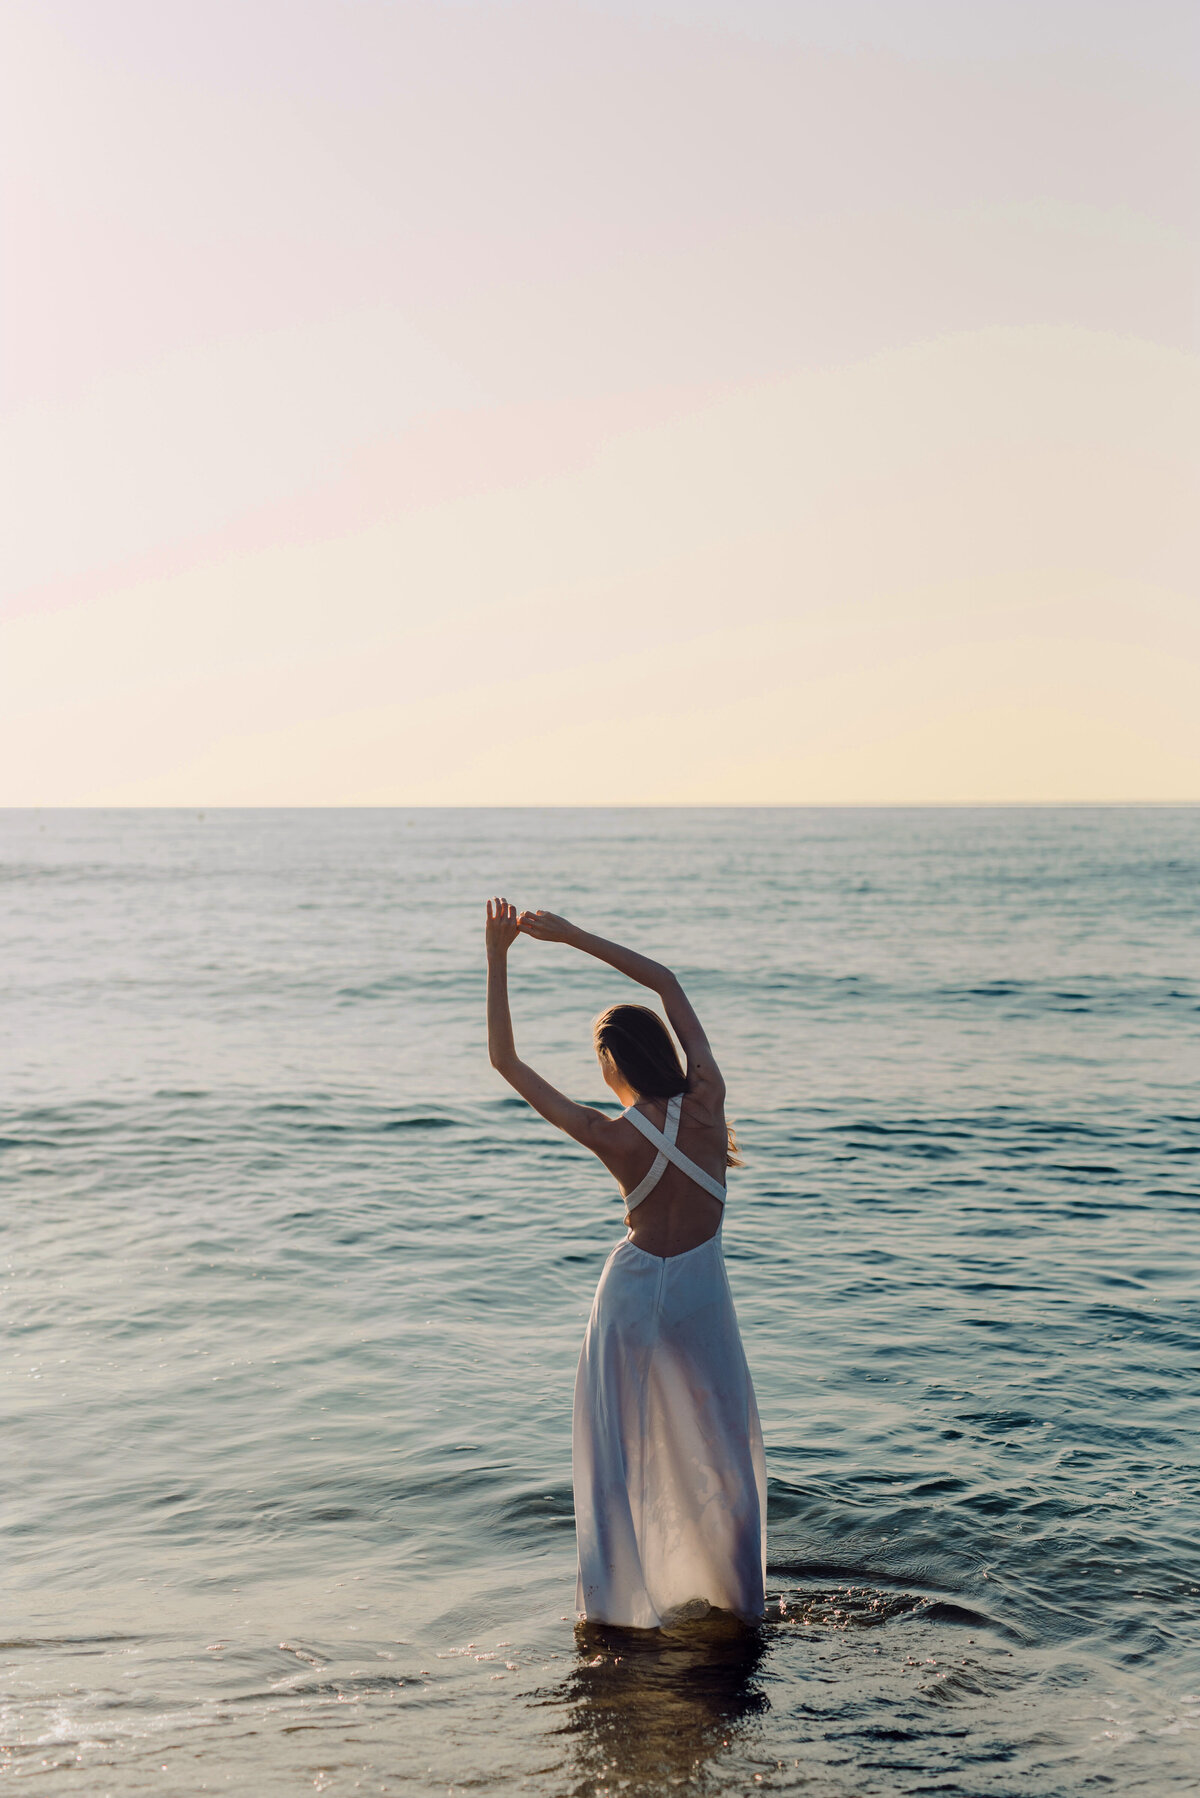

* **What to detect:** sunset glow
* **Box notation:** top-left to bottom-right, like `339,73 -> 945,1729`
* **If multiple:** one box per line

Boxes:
3,1 -> 1195,803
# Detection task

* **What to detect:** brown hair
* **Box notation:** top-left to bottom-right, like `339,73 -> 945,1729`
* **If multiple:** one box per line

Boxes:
593,1003 -> 686,1099
593,1002 -> 743,1168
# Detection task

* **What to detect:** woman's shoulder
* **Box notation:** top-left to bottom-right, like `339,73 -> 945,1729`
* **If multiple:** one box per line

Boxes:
681,1075 -> 725,1125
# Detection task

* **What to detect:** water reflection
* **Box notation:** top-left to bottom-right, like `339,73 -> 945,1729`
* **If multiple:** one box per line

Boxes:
556,1610 -> 770,1796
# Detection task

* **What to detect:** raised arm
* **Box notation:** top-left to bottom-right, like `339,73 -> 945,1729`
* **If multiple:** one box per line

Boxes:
518,910 -> 723,1097
485,898 -> 616,1153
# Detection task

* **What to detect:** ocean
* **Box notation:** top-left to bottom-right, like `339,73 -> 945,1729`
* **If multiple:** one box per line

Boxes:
2,806 -> 1197,1796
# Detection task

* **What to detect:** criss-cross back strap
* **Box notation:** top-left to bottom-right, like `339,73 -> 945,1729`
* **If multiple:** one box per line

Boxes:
621,1093 -> 727,1208
620,1093 -> 681,1211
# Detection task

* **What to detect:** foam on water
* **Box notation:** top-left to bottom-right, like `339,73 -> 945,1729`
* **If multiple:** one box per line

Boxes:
2,807 -> 1198,1794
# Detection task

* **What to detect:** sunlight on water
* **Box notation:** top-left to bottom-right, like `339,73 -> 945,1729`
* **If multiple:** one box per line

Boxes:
1,807 -> 1198,1794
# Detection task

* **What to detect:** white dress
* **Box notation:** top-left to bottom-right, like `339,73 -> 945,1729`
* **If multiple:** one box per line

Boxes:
572,1093 -> 767,1628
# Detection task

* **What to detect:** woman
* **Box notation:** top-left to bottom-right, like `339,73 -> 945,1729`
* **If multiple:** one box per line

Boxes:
485,896 -> 766,1630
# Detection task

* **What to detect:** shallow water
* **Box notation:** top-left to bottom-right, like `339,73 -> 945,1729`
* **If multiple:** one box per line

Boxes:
2,806 -> 1198,1795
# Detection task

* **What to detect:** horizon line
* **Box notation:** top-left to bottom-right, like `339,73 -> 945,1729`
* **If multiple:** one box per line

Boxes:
3,800 -> 1197,813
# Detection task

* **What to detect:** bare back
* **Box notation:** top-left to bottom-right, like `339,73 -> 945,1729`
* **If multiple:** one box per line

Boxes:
603,1086 -> 729,1259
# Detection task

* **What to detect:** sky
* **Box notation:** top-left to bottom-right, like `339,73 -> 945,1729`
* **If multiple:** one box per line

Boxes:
2,0 -> 1196,804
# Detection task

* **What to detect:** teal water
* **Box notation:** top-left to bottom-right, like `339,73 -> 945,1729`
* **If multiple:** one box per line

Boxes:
2,807 -> 1198,1795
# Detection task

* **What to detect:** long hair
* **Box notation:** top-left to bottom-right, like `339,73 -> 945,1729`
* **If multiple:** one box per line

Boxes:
593,1002 -> 742,1168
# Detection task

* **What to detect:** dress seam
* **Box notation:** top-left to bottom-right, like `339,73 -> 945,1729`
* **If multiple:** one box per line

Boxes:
636,1255 -> 667,1621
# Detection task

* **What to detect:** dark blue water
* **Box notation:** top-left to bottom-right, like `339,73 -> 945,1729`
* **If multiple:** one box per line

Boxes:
2,808 -> 1198,1794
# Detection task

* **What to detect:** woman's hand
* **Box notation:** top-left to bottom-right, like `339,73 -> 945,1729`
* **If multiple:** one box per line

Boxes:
517,909 -> 576,944
485,896 -> 522,957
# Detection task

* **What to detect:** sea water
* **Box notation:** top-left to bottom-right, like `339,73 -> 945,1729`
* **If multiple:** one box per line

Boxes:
2,807 -> 1198,1796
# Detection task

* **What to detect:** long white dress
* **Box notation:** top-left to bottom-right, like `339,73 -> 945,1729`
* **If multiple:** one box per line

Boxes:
572,1093 -> 767,1628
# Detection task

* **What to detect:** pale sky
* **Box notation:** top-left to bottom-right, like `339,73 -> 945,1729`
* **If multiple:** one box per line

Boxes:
2,0 -> 1196,804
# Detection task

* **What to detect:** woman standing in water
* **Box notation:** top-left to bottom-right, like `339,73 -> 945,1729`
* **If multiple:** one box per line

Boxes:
485,897 -> 766,1629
